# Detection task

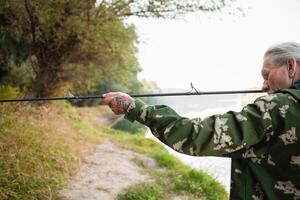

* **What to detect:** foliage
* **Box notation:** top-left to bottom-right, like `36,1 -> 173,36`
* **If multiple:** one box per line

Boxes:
0,0 -> 140,98
0,85 -> 19,100
112,118 -> 147,134
68,19 -> 142,106
96,0 -> 233,19
0,60 -> 35,93
0,0 -> 237,98
0,28 -> 30,81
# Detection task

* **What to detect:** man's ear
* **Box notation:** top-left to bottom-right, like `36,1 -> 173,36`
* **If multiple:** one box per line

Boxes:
287,58 -> 297,78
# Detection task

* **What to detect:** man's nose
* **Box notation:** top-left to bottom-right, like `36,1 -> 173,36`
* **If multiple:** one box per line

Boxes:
262,80 -> 270,92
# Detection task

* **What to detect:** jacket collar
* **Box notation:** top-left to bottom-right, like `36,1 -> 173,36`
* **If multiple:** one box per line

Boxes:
290,80 -> 300,89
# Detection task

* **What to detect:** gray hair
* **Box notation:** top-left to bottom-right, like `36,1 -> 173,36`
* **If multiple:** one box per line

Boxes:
264,42 -> 300,66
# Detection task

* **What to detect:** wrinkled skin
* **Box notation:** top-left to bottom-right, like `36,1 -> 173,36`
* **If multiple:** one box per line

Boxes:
101,92 -> 133,115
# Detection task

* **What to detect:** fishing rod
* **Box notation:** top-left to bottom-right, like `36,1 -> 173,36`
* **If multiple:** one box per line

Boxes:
0,89 -> 264,103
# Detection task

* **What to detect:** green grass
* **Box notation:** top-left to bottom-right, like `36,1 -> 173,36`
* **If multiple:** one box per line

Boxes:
108,130 -> 228,200
173,169 -> 227,200
0,103 -> 228,200
118,184 -> 165,200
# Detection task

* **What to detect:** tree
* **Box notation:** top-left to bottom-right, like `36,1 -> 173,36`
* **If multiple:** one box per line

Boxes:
0,0 -> 237,98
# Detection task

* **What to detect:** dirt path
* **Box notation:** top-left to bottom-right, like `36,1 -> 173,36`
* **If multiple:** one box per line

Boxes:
59,140 -> 154,200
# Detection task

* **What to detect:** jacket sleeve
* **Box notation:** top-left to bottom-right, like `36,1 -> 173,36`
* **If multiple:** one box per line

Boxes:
124,94 -> 289,158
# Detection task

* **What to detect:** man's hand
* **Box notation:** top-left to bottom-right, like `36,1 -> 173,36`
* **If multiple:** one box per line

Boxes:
101,92 -> 134,115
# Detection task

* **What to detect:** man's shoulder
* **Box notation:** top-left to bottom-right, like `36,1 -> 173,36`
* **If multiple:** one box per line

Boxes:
276,89 -> 300,103
252,90 -> 299,107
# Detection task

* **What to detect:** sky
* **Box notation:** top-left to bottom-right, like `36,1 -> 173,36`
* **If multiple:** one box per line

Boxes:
127,0 -> 300,91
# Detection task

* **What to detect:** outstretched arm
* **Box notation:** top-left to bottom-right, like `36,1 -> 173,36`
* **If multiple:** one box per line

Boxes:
101,92 -> 292,158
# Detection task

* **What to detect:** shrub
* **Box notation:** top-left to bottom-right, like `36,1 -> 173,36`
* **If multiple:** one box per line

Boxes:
112,118 -> 146,134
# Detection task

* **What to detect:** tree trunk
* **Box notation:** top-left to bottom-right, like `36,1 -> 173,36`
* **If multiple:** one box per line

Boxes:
26,57 -> 62,98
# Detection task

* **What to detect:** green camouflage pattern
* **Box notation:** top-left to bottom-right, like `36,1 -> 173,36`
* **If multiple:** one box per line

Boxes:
125,89 -> 300,200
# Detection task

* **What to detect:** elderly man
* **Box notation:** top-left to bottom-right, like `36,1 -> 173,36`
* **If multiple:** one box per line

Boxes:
101,42 -> 300,199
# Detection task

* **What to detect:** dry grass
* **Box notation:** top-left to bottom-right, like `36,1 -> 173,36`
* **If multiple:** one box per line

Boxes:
75,105 -> 120,129
0,103 -> 107,199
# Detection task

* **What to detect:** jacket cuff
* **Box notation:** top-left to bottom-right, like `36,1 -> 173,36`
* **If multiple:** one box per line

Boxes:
125,99 -> 147,122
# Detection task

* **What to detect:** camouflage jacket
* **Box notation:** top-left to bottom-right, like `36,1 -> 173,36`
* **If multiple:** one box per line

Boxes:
125,87 -> 300,200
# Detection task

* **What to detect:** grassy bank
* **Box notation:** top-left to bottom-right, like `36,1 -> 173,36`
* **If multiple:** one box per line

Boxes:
0,103 -> 227,200
111,131 -> 227,200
